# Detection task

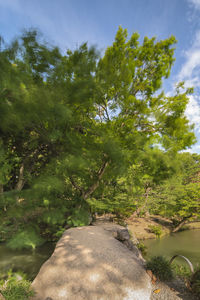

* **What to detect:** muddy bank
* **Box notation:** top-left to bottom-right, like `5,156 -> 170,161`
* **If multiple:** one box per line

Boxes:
126,216 -> 172,240
126,215 -> 200,240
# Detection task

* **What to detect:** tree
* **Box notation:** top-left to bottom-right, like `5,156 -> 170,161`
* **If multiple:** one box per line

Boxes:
0,27 -> 196,248
147,153 -> 200,231
87,148 -> 180,217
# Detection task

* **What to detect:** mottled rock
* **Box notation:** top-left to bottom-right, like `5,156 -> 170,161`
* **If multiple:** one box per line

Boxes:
116,229 -> 130,241
32,226 -> 151,300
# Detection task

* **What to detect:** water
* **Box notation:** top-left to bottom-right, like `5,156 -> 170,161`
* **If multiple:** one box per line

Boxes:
0,230 -> 199,280
0,242 -> 55,280
143,229 -> 200,268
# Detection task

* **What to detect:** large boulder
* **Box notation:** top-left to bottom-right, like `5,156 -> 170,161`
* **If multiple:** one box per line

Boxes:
32,225 -> 151,300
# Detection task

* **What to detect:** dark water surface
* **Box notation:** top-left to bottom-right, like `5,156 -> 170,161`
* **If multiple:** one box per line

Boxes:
143,229 -> 200,267
0,242 -> 55,279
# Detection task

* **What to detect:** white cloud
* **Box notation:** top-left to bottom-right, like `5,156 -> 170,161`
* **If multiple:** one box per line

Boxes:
168,1 -> 200,153
188,0 -> 200,10
176,28 -> 200,138
178,30 -> 200,82
178,49 -> 200,80
182,76 -> 200,88
185,144 -> 200,153
185,95 -> 200,132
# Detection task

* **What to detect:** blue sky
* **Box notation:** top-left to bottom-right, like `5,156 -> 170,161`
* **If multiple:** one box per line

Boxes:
1,0 -> 200,153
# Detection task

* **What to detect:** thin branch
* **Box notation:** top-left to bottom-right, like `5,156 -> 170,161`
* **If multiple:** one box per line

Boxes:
69,158 -> 109,200
98,103 -> 110,121
102,103 -> 110,121
69,176 -> 84,195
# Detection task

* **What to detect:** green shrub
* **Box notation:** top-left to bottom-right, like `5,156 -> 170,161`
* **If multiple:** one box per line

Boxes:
146,255 -> 173,281
148,225 -> 162,238
67,207 -> 91,227
0,270 -> 34,300
7,227 -> 44,250
54,226 -> 66,238
190,268 -> 200,298
137,242 -> 147,256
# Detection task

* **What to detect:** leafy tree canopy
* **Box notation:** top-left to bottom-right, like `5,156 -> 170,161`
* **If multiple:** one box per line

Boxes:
146,152 -> 200,231
0,27 -> 196,248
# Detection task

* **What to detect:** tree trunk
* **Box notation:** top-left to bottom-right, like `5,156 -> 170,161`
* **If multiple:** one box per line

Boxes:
0,184 -> 3,194
15,163 -> 25,191
172,214 -> 193,233
172,218 -> 200,233
69,160 -> 109,200
144,186 -> 151,215
0,184 -> 7,211
172,220 -> 188,233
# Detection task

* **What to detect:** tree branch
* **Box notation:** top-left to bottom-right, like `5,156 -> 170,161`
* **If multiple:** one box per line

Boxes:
172,214 -> 193,233
82,160 -> 109,200
69,159 -> 109,200
69,176 -> 84,195
98,103 -> 110,121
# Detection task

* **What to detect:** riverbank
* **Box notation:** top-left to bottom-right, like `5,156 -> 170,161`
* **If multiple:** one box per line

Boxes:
125,216 -> 200,300
126,215 -> 171,239
126,215 -> 200,240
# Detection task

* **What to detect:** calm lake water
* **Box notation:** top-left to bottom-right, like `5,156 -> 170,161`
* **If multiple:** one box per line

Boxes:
143,229 -> 200,268
0,242 -> 55,280
1,229 -> 199,280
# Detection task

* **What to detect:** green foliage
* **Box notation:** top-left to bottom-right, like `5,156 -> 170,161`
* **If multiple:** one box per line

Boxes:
7,227 -> 44,250
54,226 -> 66,238
0,270 -> 34,300
146,153 -> 200,228
0,27 -> 197,244
67,207 -> 91,227
146,256 -> 173,281
173,264 -> 192,279
148,225 -> 162,238
42,210 -> 65,225
0,223 -> 15,242
137,242 -> 147,256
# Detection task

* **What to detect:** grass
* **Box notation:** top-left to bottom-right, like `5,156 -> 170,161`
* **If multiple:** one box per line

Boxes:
0,270 -> 34,300
137,242 -> 147,256
148,225 -> 162,238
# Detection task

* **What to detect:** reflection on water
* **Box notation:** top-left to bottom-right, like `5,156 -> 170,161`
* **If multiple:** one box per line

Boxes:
143,229 -> 200,268
0,242 -> 55,280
